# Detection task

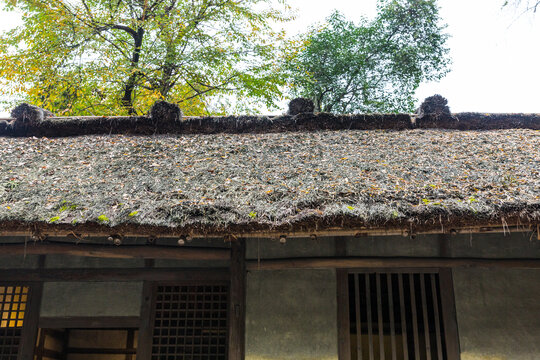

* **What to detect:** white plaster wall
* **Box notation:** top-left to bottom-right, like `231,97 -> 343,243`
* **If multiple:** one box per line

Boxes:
453,268 -> 540,360
40,282 -> 143,317
246,269 -> 338,360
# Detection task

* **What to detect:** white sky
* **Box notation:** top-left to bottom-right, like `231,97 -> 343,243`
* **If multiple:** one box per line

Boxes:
1,0 -> 539,115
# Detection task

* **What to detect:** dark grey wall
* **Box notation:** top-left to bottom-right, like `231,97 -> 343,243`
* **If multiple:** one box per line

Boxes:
453,268 -> 540,360
0,254 -> 41,269
246,237 -> 337,259
245,269 -> 338,360
153,259 -> 230,268
40,282 -> 143,317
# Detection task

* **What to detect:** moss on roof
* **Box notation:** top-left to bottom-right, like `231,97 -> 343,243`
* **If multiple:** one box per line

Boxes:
0,128 -> 538,235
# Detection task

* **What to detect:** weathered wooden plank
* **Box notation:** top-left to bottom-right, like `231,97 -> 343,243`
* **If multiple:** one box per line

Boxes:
39,316 -> 140,329
430,275 -> 444,360
0,242 -> 230,260
0,268 -> 230,282
354,274 -> 363,360
19,282 -> 43,360
67,347 -> 136,354
228,239 -> 246,360
0,223 -> 533,240
387,274 -> 397,360
246,256 -> 540,270
376,274 -> 385,360
398,274 -> 409,360
439,269 -> 461,360
366,274 -> 374,360
135,282 -> 154,360
420,275 -> 432,360
337,270 -> 352,360
409,275 -> 420,360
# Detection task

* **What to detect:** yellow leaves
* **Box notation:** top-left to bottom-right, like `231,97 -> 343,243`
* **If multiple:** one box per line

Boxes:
0,0 -> 293,116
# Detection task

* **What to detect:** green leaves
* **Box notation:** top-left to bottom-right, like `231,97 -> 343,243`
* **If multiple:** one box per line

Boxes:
0,0 -> 292,115
284,0 -> 450,114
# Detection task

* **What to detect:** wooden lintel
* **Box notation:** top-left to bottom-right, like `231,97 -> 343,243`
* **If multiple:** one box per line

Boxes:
0,268 -> 230,282
246,256 -> 540,271
39,316 -> 140,329
0,242 -> 230,260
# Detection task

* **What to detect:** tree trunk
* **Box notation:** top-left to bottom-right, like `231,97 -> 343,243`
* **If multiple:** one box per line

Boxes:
121,27 -> 145,115
157,44 -> 177,99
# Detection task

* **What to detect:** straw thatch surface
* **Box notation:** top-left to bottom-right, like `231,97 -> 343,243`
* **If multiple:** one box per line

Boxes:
0,129 -> 538,235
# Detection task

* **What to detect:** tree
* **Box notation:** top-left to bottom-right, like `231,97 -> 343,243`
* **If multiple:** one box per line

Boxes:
0,0 -> 291,115
503,0 -> 540,13
283,0 -> 450,114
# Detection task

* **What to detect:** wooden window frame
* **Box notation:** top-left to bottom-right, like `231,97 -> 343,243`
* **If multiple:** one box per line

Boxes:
137,279 -> 231,359
337,268 -> 460,360
137,239 -> 246,360
0,281 -> 43,360
34,327 -> 139,360
0,239 -> 245,360
38,316 -> 141,329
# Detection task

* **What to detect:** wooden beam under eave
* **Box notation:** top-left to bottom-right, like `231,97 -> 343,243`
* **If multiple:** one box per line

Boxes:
246,256 -> 540,270
0,243 -> 230,260
0,223 -> 535,240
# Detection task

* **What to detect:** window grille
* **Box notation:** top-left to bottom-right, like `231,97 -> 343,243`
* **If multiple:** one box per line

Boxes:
347,272 -> 450,360
0,286 -> 29,360
151,284 -> 229,360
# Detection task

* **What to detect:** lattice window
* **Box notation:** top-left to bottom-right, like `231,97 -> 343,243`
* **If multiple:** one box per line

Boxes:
0,328 -> 21,360
151,284 -> 229,360
0,285 -> 29,360
346,272 -> 453,360
0,286 -> 28,329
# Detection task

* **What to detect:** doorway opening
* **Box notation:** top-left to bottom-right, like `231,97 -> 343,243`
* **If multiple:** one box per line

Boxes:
34,328 -> 138,360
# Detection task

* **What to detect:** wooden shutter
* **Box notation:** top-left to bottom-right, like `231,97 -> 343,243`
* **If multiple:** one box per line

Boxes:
339,270 -> 460,360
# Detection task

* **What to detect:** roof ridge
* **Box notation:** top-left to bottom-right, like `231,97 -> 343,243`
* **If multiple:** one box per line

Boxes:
1,112 -> 539,137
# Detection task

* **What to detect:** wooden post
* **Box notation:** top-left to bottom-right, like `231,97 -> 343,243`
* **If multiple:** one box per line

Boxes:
336,269 -> 351,360
19,282 -> 43,360
439,269 -> 461,360
135,282 -> 155,360
229,238 -> 246,360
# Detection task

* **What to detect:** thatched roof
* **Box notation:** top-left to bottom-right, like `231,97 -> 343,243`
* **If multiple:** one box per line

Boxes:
0,116 -> 539,236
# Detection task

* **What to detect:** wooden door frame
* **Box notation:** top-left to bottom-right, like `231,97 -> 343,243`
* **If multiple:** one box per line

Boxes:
336,268 -> 460,360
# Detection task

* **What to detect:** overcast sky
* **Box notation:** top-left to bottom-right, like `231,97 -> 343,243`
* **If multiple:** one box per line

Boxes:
1,0 -> 539,115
